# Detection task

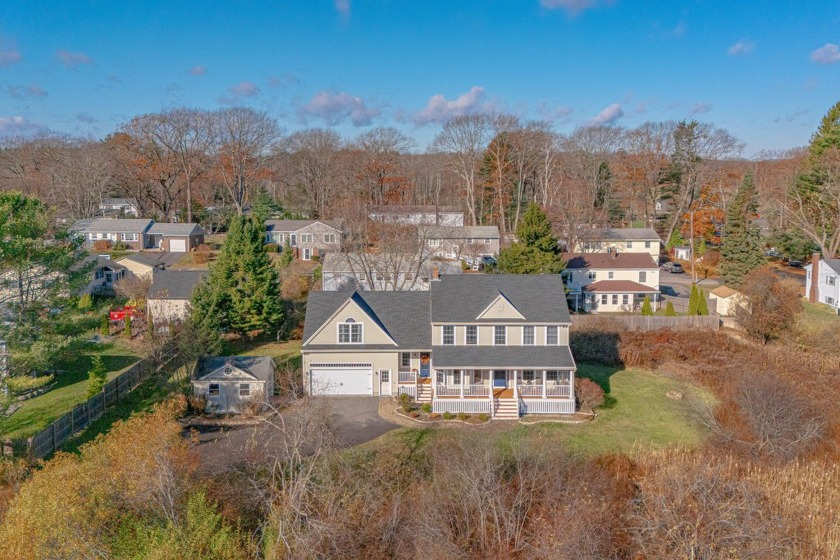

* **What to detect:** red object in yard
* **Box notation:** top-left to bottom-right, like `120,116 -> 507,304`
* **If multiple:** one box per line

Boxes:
109,306 -> 141,321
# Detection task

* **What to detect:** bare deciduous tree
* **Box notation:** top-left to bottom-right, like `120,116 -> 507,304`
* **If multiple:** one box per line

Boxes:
279,128 -> 343,218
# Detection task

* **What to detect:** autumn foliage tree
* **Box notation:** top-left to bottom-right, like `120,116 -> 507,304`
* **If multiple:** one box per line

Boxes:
735,267 -> 802,343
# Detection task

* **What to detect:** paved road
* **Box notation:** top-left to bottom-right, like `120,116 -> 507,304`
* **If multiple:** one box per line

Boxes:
192,396 -> 397,471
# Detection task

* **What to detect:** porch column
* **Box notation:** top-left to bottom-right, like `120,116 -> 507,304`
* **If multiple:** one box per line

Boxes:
432,372 -> 437,399
542,370 -> 547,399
460,369 -> 464,399
655,293 -> 659,311
512,369 -> 518,399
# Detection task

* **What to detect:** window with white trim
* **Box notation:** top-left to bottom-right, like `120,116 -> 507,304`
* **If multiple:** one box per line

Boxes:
466,325 -> 478,345
626,241 -> 633,248
645,241 -> 652,248
612,294 -> 618,305
484,238 -> 492,244
436,370 -> 445,384
401,353 -> 411,369
523,325 -> 535,345
426,238 -> 440,247
522,370 -> 535,382
494,326 -> 506,345
639,271 -> 647,283
239,383 -> 250,397
546,326 -> 559,345
828,276 -> 837,286
121,233 -> 138,241
300,233 -> 313,243
601,294 -> 608,305
588,271 -> 597,280
442,325 -> 455,345
608,271 -> 614,279
302,248 -> 312,260
208,383 -> 220,396
827,296 -> 836,305
473,370 -> 482,384
324,233 -> 337,244
338,318 -> 363,344
546,370 -> 560,382
622,294 -> 629,305
453,370 -> 461,384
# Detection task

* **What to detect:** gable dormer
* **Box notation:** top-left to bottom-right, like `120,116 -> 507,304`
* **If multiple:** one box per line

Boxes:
304,293 -> 398,346
197,360 -> 258,381
476,292 -> 525,320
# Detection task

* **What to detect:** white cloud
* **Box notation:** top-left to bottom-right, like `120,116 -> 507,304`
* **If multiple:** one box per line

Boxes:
810,43 -> 840,64
588,103 -> 624,125
0,48 -> 21,67
299,90 -> 380,127
691,102 -> 711,115
190,65 -> 207,76
0,116 -> 48,138
539,0 -> 604,15
413,86 -> 496,125
334,0 -> 350,16
727,40 -> 755,56
56,49 -> 92,68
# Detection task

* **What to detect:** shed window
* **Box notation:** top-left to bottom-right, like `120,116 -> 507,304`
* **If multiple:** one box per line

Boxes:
239,383 -> 250,397
208,383 -> 220,396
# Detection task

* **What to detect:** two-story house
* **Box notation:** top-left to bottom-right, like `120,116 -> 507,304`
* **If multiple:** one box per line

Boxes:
98,197 -> 140,217
419,225 -> 501,260
369,205 -> 464,226
321,253 -> 461,291
805,253 -> 840,313
573,227 -> 662,259
563,251 -> 660,312
302,274 -> 576,419
264,219 -> 343,261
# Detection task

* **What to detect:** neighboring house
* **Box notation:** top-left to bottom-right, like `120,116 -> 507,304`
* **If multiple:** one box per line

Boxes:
709,285 -> 745,317
71,218 -> 154,251
146,269 -> 207,324
419,225 -> 500,260
573,227 -> 662,259
369,205 -> 464,226
805,253 -> 840,313
673,246 -> 692,261
117,252 -> 184,279
98,197 -> 140,217
192,356 -> 276,414
321,252 -> 461,291
302,274 -> 576,419
264,219 -> 343,261
563,251 -> 660,312
146,223 -> 205,252
80,256 -> 127,295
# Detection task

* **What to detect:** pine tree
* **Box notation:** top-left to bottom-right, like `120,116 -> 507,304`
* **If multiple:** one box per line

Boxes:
498,203 -> 564,274
277,240 -> 294,269
697,289 -> 709,315
641,296 -> 653,316
664,301 -> 676,316
124,314 -> 132,339
86,355 -> 107,399
687,284 -> 700,315
720,173 -> 765,288
190,215 -> 283,338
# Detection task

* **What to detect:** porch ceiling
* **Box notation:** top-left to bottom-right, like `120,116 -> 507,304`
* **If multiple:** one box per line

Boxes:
431,345 -> 575,370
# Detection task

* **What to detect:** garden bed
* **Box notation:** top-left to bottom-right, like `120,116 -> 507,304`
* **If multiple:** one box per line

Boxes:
392,399 -> 490,425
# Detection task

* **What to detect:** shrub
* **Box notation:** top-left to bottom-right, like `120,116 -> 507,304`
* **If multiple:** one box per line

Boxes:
477,413 -> 490,422
193,252 -> 209,265
92,240 -> 111,251
575,378 -> 605,412
111,241 -> 128,251
195,243 -> 212,252
124,315 -> 132,339
421,402 -> 432,413
100,314 -> 111,335
85,355 -> 108,399
77,293 -> 92,310
6,374 -> 53,395
428,413 -> 440,420
398,392 -> 415,413
264,242 -> 280,253
442,411 -> 453,420
641,295 -> 653,316
456,412 -> 469,421
664,301 -> 676,316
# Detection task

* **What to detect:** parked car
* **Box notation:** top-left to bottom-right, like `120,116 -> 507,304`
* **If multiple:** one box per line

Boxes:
788,260 -> 803,268
765,249 -> 782,258
662,262 -> 685,273
478,255 -> 497,271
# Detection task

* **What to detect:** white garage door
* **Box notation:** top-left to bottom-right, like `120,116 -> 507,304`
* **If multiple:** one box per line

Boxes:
310,363 -> 373,395
170,239 -> 187,252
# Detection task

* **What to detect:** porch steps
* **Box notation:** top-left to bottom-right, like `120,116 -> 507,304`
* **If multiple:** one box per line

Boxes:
493,398 -> 519,420
416,382 -> 433,403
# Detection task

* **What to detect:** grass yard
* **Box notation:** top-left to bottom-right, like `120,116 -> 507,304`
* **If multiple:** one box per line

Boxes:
234,339 -> 302,367
797,301 -> 839,334
0,339 -> 144,441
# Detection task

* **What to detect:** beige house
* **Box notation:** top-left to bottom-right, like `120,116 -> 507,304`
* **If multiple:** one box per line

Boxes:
321,252 -> 461,291
264,219 -> 343,261
146,269 -> 207,324
302,275 -> 576,419
574,227 -> 662,259
709,285 -> 745,316
192,356 -> 275,414
563,251 -> 660,312
118,252 -> 184,279
420,225 -> 500,260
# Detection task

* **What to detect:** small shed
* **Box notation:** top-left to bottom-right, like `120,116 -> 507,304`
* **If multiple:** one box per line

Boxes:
709,285 -> 744,317
193,356 -> 276,414
673,246 -> 692,261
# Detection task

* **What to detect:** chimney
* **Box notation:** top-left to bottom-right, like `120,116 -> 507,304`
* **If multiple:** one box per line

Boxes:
432,265 -> 440,281
809,252 -> 820,303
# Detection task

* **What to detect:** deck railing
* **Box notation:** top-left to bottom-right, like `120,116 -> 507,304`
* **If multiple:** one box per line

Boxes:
436,384 -> 460,397
464,384 -> 490,397
517,384 -> 571,398
398,371 -> 416,384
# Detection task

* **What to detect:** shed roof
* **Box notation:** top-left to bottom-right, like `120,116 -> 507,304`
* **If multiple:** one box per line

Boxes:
195,356 -> 275,383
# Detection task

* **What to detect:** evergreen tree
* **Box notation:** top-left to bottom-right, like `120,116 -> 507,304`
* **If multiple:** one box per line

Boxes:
697,289 -> 709,315
720,173 -> 765,288
251,187 -> 282,222
498,203 -> 564,274
124,315 -> 132,339
687,284 -> 700,315
277,240 -> 294,269
85,355 -> 107,399
664,301 -> 676,316
190,215 -> 283,338
641,296 -> 653,316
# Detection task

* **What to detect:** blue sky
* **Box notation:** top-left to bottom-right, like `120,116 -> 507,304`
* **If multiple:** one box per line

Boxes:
1,0 -> 839,155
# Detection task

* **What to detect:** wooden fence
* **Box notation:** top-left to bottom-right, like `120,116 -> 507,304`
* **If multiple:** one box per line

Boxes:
570,314 -> 720,332
26,358 -> 157,460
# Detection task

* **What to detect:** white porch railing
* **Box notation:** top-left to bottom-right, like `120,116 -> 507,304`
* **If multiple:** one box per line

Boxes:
519,400 -> 575,414
436,384 -> 460,397
517,384 -> 543,396
464,384 -> 490,397
517,384 -> 572,398
397,385 -> 416,398
546,384 -> 571,398
433,400 -> 491,414
398,371 -> 416,384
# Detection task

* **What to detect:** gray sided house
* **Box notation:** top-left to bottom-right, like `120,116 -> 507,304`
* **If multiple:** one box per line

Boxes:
72,218 -> 154,251
420,225 -> 500,260
302,274 -> 576,419
146,222 -> 205,252
147,269 -> 208,324
805,253 -> 840,313
321,252 -> 462,291
264,219 -> 343,261
80,256 -> 127,295
369,205 -> 465,226
193,356 -> 276,414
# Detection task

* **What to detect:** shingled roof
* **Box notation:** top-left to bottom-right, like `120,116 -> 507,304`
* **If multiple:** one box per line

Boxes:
147,270 -> 208,300
563,252 -> 658,270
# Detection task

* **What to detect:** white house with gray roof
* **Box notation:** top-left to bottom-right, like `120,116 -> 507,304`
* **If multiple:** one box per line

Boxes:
98,197 -> 139,217
71,218 -> 204,252
420,225 -> 500,260
573,227 -> 662,259
192,356 -> 276,413
321,252 -> 461,291
805,253 -> 840,313
302,274 -> 576,419
264,219 -> 343,261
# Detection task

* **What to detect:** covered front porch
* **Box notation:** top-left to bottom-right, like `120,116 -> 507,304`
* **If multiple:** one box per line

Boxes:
433,369 -> 573,399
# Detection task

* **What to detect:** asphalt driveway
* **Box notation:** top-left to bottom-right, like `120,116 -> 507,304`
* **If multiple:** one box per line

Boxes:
192,396 -> 397,471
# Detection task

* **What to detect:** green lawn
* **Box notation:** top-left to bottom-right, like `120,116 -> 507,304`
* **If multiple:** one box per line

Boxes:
0,339 -> 144,441
797,301 -> 840,333
232,339 -> 302,367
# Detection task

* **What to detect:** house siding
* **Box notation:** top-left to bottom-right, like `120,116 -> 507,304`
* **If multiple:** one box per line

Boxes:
306,299 -> 397,346
573,239 -> 660,259
266,222 -> 341,259
147,298 -> 190,323
805,262 -> 840,310
193,379 -> 268,413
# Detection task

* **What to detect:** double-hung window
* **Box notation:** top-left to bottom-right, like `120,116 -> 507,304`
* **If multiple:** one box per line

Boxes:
601,294 -> 608,305
442,325 -> 455,345
401,353 -> 411,369
522,370 -> 535,382
546,326 -> 558,345
626,241 -> 633,249
300,233 -> 313,243
338,319 -> 363,344
828,276 -> 837,286
494,326 -> 506,345
546,371 -> 559,383
239,383 -> 250,397
588,271 -> 597,280
645,241 -> 652,248
523,326 -> 535,345
612,294 -> 618,305
208,383 -> 220,396
622,294 -> 629,305
639,271 -> 647,283
608,271 -> 614,279
466,325 -> 478,345
324,233 -> 336,244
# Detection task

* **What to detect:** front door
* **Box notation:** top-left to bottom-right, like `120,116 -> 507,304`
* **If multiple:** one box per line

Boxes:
493,370 -> 507,388
419,353 -> 430,378
379,369 -> 392,396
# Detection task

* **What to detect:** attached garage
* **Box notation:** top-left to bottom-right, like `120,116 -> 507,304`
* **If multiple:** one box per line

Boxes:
310,363 -> 373,395
169,238 -> 187,252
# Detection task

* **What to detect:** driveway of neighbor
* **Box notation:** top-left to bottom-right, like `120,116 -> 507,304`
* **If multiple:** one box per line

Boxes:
192,396 -> 397,471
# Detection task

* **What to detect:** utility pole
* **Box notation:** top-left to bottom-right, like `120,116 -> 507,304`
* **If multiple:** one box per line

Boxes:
690,210 -> 697,285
